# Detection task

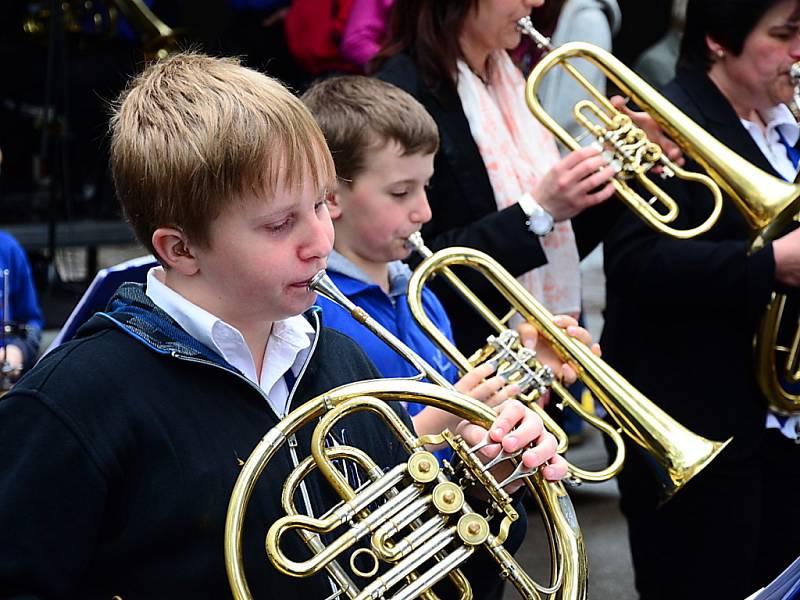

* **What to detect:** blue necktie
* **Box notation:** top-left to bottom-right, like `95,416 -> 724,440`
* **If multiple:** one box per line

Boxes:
776,127 -> 800,175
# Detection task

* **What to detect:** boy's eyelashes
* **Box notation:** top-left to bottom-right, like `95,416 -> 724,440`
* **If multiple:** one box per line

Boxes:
264,218 -> 293,233
263,200 -> 328,233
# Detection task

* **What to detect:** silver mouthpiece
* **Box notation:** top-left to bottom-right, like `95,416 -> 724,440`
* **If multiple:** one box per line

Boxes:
517,16 -> 554,52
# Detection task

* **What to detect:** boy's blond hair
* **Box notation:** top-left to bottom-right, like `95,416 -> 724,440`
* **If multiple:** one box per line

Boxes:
110,52 -> 335,257
301,76 -> 439,186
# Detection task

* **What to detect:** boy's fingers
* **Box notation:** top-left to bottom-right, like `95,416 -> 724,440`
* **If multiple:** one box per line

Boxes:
542,454 -> 569,481
488,399 -> 528,442
565,325 -> 592,346
519,431 -> 557,468
454,362 -> 495,394
516,322 -> 538,349
552,314 -> 578,329
492,400 -> 547,451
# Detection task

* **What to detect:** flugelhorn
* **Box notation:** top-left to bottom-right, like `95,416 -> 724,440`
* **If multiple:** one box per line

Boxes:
519,16 -> 800,248
405,234 -> 731,499
224,272 -> 588,600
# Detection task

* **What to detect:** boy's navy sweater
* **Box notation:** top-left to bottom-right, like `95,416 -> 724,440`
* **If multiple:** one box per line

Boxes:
0,282 -> 525,599
0,283 -> 411,598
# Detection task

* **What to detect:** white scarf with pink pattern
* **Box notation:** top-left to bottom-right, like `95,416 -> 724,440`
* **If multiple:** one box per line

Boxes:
456,50 -> 581,317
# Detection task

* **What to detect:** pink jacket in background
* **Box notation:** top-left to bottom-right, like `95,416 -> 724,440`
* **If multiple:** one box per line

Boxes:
340,0 -> 394,70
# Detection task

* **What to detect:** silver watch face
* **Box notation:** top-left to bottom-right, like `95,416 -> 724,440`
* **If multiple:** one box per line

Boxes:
529,211 -> 554,236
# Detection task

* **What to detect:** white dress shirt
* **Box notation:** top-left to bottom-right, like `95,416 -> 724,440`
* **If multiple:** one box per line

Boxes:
145,267 -> 315,417
740,104 -> 800,183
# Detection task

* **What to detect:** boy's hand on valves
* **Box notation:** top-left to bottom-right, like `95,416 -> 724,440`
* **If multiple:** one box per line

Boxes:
455,362 -> 520,408
456,399 -> 568,492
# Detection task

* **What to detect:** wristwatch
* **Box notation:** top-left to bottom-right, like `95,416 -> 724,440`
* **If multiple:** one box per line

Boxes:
518,193 -> 554,236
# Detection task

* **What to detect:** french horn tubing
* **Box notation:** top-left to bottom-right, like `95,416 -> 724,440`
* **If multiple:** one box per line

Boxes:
224,272 -> 588,600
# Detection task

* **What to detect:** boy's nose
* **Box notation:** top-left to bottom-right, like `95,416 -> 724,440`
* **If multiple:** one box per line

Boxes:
412,194 -> 433,224
301,215 -> 334,260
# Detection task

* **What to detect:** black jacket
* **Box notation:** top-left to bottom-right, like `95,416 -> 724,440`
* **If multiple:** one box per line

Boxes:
377,52 -> 623,353
0,283 -> 420,599
601,67 -> 779,458
0,283 -> 525,599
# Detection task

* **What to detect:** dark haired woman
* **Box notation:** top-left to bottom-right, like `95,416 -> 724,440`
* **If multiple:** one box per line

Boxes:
601,0 -> 800,597
374,0 -> 624,354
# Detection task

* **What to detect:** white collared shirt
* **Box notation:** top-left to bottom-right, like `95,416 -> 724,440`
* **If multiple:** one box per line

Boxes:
740,104 -> 800,183
145,267 -> 315,417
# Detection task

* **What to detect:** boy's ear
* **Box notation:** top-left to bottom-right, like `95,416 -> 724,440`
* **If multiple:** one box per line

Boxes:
151,227 -> 199,275
327,187 -> 344,220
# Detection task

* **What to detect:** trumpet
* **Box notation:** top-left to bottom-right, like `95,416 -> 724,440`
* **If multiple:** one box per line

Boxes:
405,233 -> 731,499
518,16 -> 800,248
225,272 -> 588,600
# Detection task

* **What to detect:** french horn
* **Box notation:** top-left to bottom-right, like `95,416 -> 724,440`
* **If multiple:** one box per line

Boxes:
224,272 -> 588,599
405,234 -> 730,499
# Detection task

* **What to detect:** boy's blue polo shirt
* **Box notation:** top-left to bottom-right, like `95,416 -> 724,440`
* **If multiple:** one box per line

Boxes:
315,252 -> 460,459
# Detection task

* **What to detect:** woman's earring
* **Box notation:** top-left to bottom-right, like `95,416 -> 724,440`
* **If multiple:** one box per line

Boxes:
715,49 -> 725,59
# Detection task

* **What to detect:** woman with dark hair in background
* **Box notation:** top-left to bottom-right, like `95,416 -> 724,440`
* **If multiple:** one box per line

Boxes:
373,0 -> 623,355
602,0 -> 800,597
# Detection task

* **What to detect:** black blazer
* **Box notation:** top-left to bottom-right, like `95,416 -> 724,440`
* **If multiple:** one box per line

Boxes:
601,67 -> 781,458
377,53 -> 622,353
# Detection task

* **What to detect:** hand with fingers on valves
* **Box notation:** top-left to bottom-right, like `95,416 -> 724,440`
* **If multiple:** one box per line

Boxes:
532,96 -> 686,225
454,398 -> 570,497
413,314 -> 600,493
528,145 -> 618,223
514,316 -> 601,407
